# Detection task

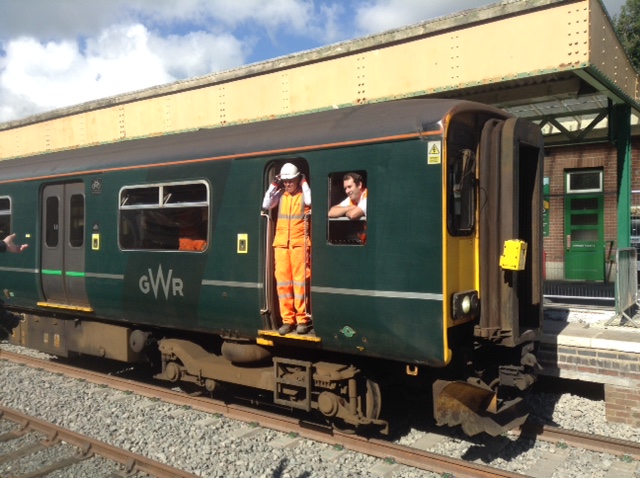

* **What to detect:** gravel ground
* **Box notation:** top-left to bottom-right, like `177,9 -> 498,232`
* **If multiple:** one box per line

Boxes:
1,309 -> 640,477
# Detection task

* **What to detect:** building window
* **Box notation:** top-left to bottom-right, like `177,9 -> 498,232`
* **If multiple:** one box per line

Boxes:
566,169 -> 603,194
0,197 -> 10,239
119,181 -> 209,251
327,171 -> 367,245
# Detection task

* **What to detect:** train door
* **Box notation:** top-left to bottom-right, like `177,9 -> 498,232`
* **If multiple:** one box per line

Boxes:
41,182 -> 90,307
260,159 -> 311,331
563,169 -> 604,281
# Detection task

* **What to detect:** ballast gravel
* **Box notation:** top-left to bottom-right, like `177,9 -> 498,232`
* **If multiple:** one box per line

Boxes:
1,312 -> 640,477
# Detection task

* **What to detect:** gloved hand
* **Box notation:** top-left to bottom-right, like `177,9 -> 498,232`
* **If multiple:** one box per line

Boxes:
300,174 -> 311,206
272,175 -> 283,189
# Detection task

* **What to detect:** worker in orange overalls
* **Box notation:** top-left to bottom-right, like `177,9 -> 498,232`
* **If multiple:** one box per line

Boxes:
262,163 -> 312,335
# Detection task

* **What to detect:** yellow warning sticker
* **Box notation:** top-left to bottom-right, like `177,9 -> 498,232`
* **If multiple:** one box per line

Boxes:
427,141 -> 441,165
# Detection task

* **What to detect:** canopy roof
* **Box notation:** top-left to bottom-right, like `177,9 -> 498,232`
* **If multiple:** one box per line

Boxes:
0,0 -> 636,158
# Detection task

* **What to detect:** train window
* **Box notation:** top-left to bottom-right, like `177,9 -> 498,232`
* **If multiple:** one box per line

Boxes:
121,187 -> 158,206
448,148 -> 476,236
45,196 -> 59,248
69,194 -> 84,248
327,171 -> 367,245
0,197 -> 10,239
119,181 -> 209,251
164,183 -> 207,205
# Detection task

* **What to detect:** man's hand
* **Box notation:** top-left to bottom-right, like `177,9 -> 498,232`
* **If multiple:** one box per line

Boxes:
272,176 -> 284,189
3,234 -> 28,253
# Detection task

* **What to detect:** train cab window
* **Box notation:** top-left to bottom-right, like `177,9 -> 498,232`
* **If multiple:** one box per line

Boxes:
45,196 -> 59,247
448,148 -> 476,236
327,171 -> 368,245
0,197 -> 10,239
119,181 -> 209,251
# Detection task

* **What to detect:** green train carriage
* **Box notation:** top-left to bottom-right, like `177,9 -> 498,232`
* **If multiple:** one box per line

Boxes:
1,99 -> 543,436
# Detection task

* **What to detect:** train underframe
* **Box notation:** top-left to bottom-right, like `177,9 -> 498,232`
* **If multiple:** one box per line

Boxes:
8,312 -> 537,436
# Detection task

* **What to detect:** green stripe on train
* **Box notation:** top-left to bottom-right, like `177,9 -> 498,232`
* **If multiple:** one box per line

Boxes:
41,270 -> 85,277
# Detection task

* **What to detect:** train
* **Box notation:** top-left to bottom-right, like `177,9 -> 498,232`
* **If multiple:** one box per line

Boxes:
1,98 -> 544,436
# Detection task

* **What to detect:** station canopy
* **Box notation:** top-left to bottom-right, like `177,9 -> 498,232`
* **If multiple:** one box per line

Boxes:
0,0 -> 638,155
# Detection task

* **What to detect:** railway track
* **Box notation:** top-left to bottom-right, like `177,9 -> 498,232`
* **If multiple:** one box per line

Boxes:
0,405 -> 200,477
518,423 -> 640,460
1,348 -> 639,478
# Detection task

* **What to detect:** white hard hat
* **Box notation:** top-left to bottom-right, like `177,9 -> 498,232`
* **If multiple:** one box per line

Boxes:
280,163 -> 300,180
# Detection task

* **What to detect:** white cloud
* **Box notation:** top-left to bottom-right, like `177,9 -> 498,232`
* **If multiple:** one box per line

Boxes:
0,23 -> 247,122
1,37 -> 88,109
0,0 -> 319,40
353,0 -> 494,35
319,3 -> 346,43
0,0 -> 626,123
0,0 -> 325,122
148,31 -> 246,79
352,0 -> 625,35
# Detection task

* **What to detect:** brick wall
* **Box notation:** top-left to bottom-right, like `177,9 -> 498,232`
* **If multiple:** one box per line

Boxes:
542,140 -> 640,277
538,342 -> 640,428
605,384 -> 640,428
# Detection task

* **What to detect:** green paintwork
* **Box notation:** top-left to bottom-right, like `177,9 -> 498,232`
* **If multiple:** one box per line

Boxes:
0,100 -> 539,371
564,194 -> 604,281
5,138 -> 445,364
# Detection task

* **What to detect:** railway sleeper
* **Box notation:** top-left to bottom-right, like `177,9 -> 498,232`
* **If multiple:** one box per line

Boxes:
155,338 -> 388,434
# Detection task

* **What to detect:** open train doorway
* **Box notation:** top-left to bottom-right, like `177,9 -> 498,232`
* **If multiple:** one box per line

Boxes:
260,159 -> 312,334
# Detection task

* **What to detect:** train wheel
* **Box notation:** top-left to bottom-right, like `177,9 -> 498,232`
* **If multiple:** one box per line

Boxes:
365,378 -> 382,420
329,377 -> 383,433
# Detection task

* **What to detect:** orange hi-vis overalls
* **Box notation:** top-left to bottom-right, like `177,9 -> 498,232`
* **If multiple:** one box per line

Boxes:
273,190 -> 311,325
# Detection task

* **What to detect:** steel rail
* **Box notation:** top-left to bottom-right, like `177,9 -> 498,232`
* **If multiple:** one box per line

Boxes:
2,350 -> 534,477
1,350 -> 527,477
0,405 -> 201,478
519,423 -> 640,460
5,350 -> 638,474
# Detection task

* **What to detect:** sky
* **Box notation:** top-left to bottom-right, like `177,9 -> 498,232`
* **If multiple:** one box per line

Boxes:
0,0 -> 627,123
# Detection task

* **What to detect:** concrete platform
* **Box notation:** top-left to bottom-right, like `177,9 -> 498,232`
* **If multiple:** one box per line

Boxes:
543,318 -> 640,355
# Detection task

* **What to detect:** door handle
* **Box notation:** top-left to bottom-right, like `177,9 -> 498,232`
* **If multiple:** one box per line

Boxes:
566,234 -> 571,250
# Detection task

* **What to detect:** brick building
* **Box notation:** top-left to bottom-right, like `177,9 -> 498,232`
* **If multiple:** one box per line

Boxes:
543,142 -> 623,283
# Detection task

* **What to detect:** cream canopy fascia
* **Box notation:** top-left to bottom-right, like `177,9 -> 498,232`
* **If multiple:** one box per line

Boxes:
0,0 -> 637,157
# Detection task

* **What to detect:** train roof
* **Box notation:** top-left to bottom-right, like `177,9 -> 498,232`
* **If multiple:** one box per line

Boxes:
0,98 -> 509,183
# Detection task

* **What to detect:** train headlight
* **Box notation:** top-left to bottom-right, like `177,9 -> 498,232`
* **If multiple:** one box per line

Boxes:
462,295 -> 472,314
452,290 -> 479,320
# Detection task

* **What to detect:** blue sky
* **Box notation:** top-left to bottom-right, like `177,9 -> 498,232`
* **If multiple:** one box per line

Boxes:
0,0 -> 626,123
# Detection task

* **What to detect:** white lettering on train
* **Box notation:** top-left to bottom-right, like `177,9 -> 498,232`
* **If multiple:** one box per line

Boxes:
139,265 -> 184,299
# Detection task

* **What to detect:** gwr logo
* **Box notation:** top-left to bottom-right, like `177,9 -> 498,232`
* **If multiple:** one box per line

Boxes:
139,265 -> 184,299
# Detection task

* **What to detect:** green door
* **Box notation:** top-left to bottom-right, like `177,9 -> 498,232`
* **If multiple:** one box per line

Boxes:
564,194 -> 604,280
